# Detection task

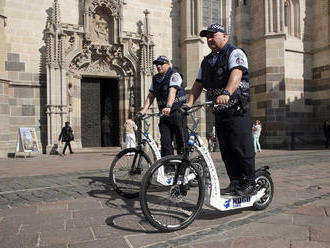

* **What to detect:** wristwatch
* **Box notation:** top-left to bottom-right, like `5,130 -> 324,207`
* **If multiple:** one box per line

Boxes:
221,89 -> 231,97
165,103 -> 172,108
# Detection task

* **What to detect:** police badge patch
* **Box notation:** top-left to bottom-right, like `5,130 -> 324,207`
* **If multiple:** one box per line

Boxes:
172,74 -> 179,82
235,54 -> 245,65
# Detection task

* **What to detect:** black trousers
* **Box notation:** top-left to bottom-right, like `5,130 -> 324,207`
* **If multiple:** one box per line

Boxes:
63,141 -> 73,154
215,109 -> 255,185
159,110 -> 188,157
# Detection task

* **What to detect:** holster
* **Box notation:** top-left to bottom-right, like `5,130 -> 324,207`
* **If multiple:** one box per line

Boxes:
237,94 -> 249,114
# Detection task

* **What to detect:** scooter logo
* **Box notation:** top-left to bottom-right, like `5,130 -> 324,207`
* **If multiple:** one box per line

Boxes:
167,177 -> 172,185
224,199 -> 231,208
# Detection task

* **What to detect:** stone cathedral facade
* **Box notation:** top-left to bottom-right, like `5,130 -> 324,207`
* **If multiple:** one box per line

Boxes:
0,0 -> 329,157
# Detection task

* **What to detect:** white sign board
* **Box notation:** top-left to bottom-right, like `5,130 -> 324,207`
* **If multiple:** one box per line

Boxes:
16,127 -> 39,153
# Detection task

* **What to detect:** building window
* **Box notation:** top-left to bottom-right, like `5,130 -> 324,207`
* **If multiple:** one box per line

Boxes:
202,0 -> 219,26
284,0 -> 300,38
284,2 -> 288,27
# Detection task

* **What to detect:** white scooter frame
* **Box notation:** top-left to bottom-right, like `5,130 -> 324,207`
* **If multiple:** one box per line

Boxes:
140,114 -> 199,186
185,105 -> 266,212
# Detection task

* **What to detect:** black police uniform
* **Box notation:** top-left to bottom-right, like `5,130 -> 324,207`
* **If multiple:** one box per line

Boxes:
151,68 -> 188,157
198,42 -> 255,188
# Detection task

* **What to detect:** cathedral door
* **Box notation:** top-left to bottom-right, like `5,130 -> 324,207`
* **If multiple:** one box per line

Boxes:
81,77 -> 119,147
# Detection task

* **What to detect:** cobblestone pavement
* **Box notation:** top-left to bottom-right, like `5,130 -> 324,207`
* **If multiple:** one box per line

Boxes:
0,149 -> 330,247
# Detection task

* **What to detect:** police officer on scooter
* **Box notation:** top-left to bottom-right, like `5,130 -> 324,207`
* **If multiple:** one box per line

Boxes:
139,55 -> 188,160
185,24 -> 255,196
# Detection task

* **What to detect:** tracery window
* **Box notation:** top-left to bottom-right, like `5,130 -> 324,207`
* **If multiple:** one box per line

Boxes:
202,0 -> 219,26
284,0 -> 300,38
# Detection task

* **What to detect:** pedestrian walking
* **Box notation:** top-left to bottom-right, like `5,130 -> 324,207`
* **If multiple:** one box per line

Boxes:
124,113 -> 137,153
102,115 -> 111,146
252,120 -> 262,152
185,23 -> 255,196
58,121 -> 74,155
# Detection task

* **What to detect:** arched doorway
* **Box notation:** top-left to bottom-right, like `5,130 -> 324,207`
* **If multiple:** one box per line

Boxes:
81,77 -> 119,147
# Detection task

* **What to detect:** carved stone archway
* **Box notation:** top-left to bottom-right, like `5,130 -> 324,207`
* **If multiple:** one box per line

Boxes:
45,0 -> 154,151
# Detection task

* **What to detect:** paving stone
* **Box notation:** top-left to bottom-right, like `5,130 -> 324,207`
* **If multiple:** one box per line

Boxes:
0,233 -> 38,248
258,213 -> 293,225
310,226 -> 330,242
70,237 -> 130,248
68,198 -> 103,210
230,237 -> 290,248
0,205 -> 37,217
237,222 -> 309,240
287,205 -> 326,216
91,224 -> 139,239
189,238 -> 234,248
39,227 -> 94,246
0,222 -> 22,236
291,240 -> 330,248
293,214 -> 330,227
126,232 -> 178,248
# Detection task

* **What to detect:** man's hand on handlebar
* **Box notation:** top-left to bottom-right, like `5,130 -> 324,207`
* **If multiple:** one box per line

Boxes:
216,94 -> 230,105
162,107 -> 171,116
180,104 -> 191,114
136,110 -> 145,119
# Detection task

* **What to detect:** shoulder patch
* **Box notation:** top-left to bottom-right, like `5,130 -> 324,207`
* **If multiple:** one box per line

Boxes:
234,53 -> 245,65
172,74 -> 179,82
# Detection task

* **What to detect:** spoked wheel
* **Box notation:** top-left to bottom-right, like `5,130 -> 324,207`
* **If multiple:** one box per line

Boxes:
140,155 -> 205,232
110,148 -> 152,198
253,170 -> 274,210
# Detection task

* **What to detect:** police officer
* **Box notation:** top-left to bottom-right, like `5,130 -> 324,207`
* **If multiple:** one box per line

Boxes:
139,55 -> 188,158
185,24 -> 255,196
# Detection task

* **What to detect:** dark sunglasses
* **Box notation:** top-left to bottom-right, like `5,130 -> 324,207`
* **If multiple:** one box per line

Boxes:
154,62 -> 165,66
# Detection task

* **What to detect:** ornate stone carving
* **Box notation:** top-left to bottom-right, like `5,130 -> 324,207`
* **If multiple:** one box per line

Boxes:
88,0 -> 120,17
91,9 -> 111,44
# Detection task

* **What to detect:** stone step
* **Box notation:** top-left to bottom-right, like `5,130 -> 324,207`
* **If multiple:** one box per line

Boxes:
74,146 -> 122,154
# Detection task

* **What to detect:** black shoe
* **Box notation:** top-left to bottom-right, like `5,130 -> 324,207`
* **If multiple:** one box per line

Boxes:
235,183 -> 256,197
221,182 -> 238,195
70,152 -> 74,154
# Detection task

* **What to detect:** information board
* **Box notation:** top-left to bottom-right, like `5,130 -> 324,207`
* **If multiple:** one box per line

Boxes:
16,127 -> 39,153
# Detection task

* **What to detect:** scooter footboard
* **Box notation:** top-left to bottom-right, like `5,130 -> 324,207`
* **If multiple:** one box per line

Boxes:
206,189 -> 265,211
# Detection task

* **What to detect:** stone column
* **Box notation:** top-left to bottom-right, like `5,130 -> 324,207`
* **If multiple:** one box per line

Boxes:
180,0 -> 203,88
0,80 -> 10,157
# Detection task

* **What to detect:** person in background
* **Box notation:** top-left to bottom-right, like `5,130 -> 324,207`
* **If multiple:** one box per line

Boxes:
58,121 -> 74,155
324,120 -> 330,149
252,120 -> 262,152
124,113 -> 137,154
102,115 -> 111,147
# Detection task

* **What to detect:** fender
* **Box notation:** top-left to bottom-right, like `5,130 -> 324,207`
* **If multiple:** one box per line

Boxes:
256,166 -> 270,174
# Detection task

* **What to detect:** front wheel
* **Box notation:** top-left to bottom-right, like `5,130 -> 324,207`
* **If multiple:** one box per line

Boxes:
110,148 -> 152,198
253,170 -> 274,210
140,155 -> 205,232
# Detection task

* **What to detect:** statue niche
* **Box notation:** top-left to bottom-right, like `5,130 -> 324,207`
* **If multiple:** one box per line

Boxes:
90,7 -> 113,44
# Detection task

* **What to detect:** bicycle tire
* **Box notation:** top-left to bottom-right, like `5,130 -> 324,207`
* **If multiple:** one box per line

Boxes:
188,156 -> 205,187
253,170 -> 274,210
110,148 -> 152,199
140,155 -> 205,232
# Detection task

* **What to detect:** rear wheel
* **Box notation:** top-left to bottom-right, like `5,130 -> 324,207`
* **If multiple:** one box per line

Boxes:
253,170 -> 274,210
110,148 -> 152,198
140,155 -> 205,232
